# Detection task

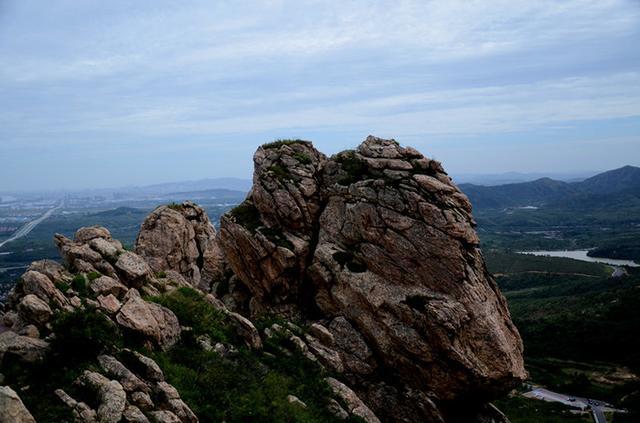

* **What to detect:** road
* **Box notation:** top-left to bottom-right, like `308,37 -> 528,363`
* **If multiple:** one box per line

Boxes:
592,405 -> 607,423
0,203 -> 62,250
524,388 -> 616,423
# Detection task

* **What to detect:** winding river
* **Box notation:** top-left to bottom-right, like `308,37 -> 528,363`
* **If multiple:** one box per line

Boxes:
519,249 -> 639,268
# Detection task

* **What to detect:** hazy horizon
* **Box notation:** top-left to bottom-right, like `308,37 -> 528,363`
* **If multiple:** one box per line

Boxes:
2,0 -> 640,191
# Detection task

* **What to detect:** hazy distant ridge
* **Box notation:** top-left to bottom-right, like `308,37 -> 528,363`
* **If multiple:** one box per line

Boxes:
460,165 -> 640,210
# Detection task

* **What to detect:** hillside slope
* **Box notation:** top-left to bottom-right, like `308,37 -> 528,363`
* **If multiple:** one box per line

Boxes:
0,137 -> 524,423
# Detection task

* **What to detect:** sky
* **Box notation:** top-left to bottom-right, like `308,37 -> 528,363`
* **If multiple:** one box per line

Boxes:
1,0 -> 640,191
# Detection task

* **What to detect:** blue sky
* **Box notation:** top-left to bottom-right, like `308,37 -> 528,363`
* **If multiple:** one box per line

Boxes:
1,0 -> 640,190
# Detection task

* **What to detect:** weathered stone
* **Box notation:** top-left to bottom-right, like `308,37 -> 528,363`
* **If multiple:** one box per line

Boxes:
135,202 -> 224,291
154,381 -> 198,423
75,225 -> 113,243
329,316 -> 375,375
55,389 -> 97,423
77,371 -> 126,423
304,334 -> 343,373
116,290 -> 180,350
28,260 -> 72,283
90,276 -> 128,298
0,386 -> 36,423
327,398 -> 349,420
97,294 -> 122,315
131,391 -> 154,410
115,252 -> 151,285
122,405 -> 150,423
21,270 -> 68,309
326,377 -> 381,423
227,311 -> 262,350
18,294 -> 52,326
89,237 -> 122,260
0,331 -> 48,365
309,323 -> 334,346
148,410 -> 181,423
287,394 -> 307,408
219,141 -> 326,310
219,136 -> 526,422
19,325 -> 40,339
97,355 -> 148,393
121,349 -> 164,382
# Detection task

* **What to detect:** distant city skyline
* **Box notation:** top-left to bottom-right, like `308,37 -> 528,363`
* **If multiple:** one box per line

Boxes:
1,0 -> 639,191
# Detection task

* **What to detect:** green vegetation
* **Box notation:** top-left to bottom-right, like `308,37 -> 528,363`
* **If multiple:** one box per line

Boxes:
167,202 -> 184,211
52,308 -> 123,361
262,139 -> 309,149
268,164 -> 297,182
485,251 -> 609,277
487,250 -> 640,420
150,287 -> 235,344
4,308 -> 122,422
229,202 -> 262,232
293,152 -> 313,165
150,287 -> 363,423
335,151 -> 368,186
3,284 -> 363,423
71,274 -> 89,297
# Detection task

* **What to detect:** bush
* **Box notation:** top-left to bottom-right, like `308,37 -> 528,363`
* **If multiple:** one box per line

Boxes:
150,287 -> 234,343
262,139 -> 309,149
293,152 -> 312,165
71,274 -> 89,297
152,334 -> 353,423
51,308 -> 122,360
229,202 -> 262,233
335,151 -> 368,186
268,164 -> 296,182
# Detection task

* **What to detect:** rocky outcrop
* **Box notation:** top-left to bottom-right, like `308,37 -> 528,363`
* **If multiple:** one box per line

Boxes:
219,141 -> 326,315
0,136 -> 525,423
220,136 -> 526,422
56,352 -> 197,423
0,386 -> 36,423
115,289 -> 181,350
135,202 -> 225,292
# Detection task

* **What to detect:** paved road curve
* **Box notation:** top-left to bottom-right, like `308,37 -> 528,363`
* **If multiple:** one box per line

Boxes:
524,388 -> 616,423
0,203 -> 62,250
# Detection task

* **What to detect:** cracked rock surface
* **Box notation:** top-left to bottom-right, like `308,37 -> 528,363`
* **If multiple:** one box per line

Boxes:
220,136 -> 526,422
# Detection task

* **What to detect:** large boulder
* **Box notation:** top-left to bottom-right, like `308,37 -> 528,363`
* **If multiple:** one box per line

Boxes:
55,227 -> 121,278
219,136 -> 526,422
0,386 -> 36,423
20,270 -> 69,309
135,201 -> 225,292
115,252 -> 152,286
0,331 -> 49,365
17,294 -> 52,326
115,289 -> 181,350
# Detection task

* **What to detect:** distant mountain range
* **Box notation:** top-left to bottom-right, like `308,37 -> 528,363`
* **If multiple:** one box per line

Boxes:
459,165 -> 640,210
453,171 -> 597,186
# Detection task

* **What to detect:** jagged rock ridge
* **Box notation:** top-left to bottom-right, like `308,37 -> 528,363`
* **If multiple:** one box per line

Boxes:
0,136 -> 525,423
220,136 -> 526,422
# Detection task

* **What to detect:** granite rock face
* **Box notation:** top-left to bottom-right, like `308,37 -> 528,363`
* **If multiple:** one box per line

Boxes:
135,201 -> 225,292
219,141 -> 326,315
220,136 -> 526,422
